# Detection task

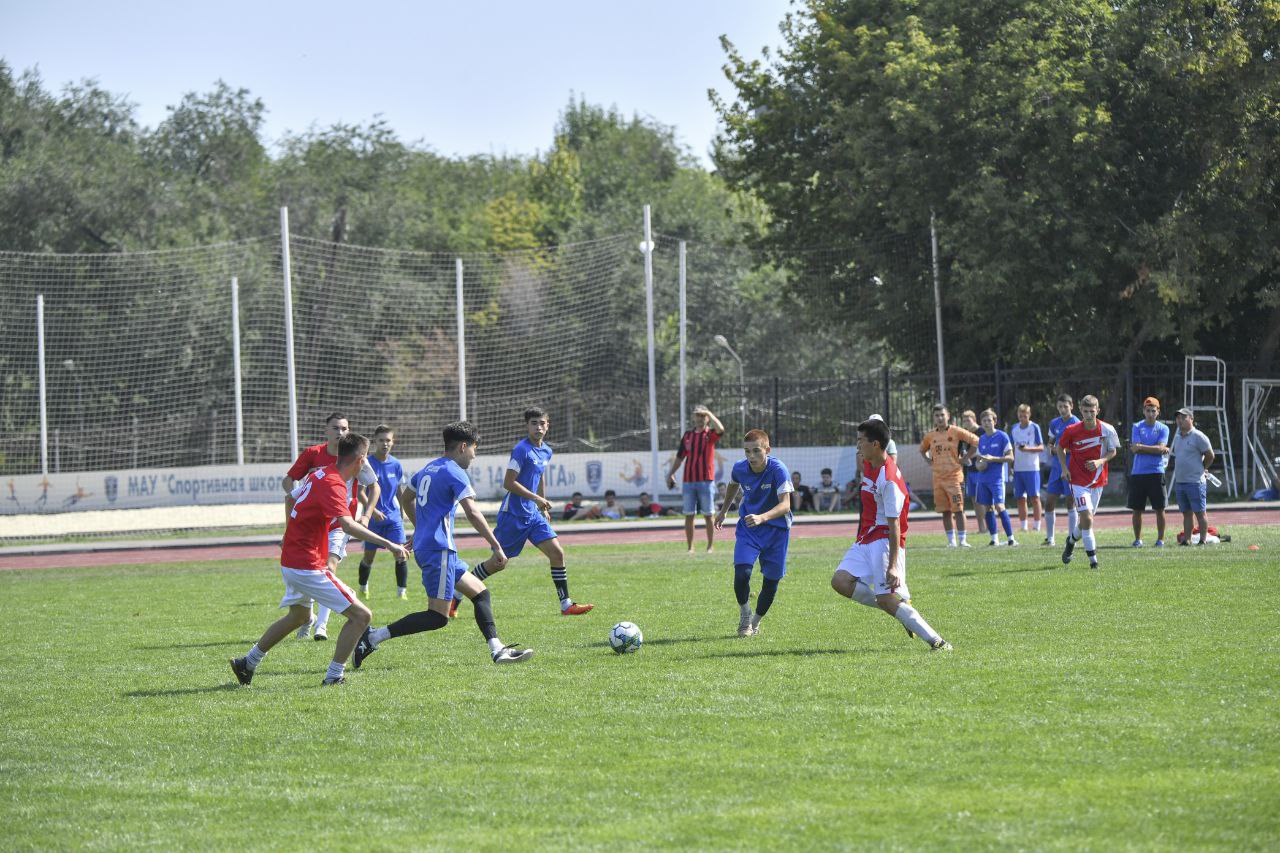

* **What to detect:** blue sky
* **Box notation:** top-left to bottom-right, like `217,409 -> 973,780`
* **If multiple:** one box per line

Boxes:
3,0 -> 793,165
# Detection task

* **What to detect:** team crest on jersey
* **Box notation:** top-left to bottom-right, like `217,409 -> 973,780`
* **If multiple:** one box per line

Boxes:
586,461 -> 602,492
104,476 -> 118,503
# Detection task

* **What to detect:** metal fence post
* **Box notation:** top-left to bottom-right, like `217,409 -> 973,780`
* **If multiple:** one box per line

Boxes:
994,360 -> 1003,420
773,377 -> 780,445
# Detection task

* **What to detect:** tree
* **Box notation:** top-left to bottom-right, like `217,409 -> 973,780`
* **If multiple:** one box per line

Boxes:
714,0 -> 1280,374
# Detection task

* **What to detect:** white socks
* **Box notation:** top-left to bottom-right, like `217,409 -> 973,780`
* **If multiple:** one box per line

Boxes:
893,604 -> 941,646
946,530 -> 956,545
1068,507 -> 1080,540
369,626 -> 391,646
315,606 -> 331,631
487,637 -> 504,654
1082,528 -> 1096,553
246,644 -> 266,670
326,660 -> 345,680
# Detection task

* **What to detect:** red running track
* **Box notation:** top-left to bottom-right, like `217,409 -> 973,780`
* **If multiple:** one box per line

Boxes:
2,507 -> 1275,571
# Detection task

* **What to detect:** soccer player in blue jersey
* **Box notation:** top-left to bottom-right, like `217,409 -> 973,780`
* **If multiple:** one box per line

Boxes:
712,428 -> 794,638
353,421 -> 533,667
357,425 -> 410,599
465,407 -> 593,617
975,408 -> 1017,546
1042,394 -> 1081,546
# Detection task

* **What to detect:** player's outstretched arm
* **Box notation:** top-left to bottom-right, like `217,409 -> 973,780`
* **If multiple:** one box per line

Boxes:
337,515 -> 407,561
459,496 -> 507,570
398,486 -> 416,526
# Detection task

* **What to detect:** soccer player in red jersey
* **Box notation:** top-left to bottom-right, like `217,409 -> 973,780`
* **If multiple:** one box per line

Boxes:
231,432 -> 407,686
281,412 -> 379,639
830,419 -> 952,651
1055,394 -> 1119,569
665,405 -> 725,554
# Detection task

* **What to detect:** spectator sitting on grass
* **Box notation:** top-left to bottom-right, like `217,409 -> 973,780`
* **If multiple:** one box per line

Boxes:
563,491 -> 601,521
636,492 -> 676,518
600,489 -> 626,520
790,471 -> 816,513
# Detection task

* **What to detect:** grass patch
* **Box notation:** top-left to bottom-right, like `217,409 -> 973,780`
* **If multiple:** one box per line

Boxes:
2,525 -> 1277,849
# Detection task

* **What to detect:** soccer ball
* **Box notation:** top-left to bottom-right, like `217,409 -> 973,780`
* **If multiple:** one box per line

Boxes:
608,621 -> 643,654
973,458 -> 989,472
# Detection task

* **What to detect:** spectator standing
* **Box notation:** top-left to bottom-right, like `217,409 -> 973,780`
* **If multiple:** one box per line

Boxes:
666,405 -> 726,554
1170,408 -> 1215,546
1128,397 -> 1170,547
918,404 -> 979,547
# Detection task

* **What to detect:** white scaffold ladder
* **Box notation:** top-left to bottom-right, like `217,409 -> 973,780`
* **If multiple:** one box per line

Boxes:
1184,356 -> 1237,497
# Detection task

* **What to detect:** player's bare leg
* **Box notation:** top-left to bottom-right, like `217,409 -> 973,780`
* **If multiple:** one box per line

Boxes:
684,515 -> 696,553
703,514 -> 715,553
830,573 -> 950,651
232,605 -> 314,686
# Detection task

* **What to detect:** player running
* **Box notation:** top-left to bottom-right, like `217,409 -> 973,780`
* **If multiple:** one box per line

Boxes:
1042,395 -> 1080,546
713,429 -> 793,638
230,432 -> 407,687
457,407 -> 592,617
356,424 -> 409,599
281,413 -> 379,640
1056,394 -> 1119,569
353,421 -> 534,668
831,419 -> 952,651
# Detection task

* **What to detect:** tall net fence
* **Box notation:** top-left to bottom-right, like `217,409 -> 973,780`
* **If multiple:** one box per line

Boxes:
1,226 -> 942,478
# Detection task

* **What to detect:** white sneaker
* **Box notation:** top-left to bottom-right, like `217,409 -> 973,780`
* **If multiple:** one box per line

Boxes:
957,540 -> 972,548
1007,537 -> 1019,547
737,612 -> 753,637
313,626 -> 328,642
946,541 -> 958,548
296,618 -> 315,640
492,645 -> 534,664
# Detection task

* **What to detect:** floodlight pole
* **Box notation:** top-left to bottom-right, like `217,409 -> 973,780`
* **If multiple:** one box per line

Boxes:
931,210 -> 947,404
642,205 -> 661,498
37,294 -> 48,475
679,240 -> 688,437
456,257 -> 468,421
280,207 -> 300,460
231,276 -> 245,465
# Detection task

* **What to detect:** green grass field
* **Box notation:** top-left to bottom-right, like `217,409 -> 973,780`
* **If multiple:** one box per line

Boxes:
3,527 -> 1278,850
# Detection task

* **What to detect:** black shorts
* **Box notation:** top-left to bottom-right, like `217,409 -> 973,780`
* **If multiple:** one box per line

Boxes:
1127,473 -> 1167,510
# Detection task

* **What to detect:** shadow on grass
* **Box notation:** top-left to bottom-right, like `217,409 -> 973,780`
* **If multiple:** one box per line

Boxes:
125,684 -> 243,697
945,565 -> 1058,577
134,640 -> 256,650
703,647 -> 874,660
640,636 -> 729,648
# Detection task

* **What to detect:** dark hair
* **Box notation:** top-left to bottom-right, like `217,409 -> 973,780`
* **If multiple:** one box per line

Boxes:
932,404 -> 948,415
443,420 -> 479,451
858,419 -> 890,450
1057,394 -> 1073,405
821,467 -> 832,476
337,432 -> 368,462
372,423 -> 394,438
571,491 -> 583,498
524,406 -> 547,423
604,489 -> 616,498
325,412 -> 347,425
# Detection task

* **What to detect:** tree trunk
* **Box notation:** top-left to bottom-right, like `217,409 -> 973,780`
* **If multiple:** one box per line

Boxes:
1255,298 -> 1280,374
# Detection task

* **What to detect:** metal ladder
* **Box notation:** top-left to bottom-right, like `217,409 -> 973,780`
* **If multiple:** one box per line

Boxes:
1184,356 -> 1237,497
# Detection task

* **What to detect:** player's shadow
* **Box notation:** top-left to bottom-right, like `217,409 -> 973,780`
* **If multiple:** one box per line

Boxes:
134,640 -> 257,650
639,636 -> 726,648
124,685 -> 243,697
704,647 -> 873,660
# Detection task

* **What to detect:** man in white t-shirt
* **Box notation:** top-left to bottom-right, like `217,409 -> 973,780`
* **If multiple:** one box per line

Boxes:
1008,403 -> 1044,535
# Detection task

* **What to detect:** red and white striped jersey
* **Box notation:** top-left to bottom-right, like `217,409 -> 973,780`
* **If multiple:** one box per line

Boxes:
856,456 -> 909,547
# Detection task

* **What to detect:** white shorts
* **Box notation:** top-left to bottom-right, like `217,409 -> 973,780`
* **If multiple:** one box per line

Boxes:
327,528 -> 350,562
278,566 -> 357,613
835,538 -> 910,598
1071,485 -> 1104,515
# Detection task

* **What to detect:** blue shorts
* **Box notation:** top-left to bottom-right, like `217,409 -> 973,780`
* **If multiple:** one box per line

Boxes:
1175,481 -> 1208,513
363,517 -> 406,551
1045,469 -> 1071,497
416,549 -> 468,601
733,523 -> 790,580
494,512 -> 557,558
682,481 -> 714,515
975,480 -> 1006,507
1012,471 -> 1041,499
964,474 -> 978,497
